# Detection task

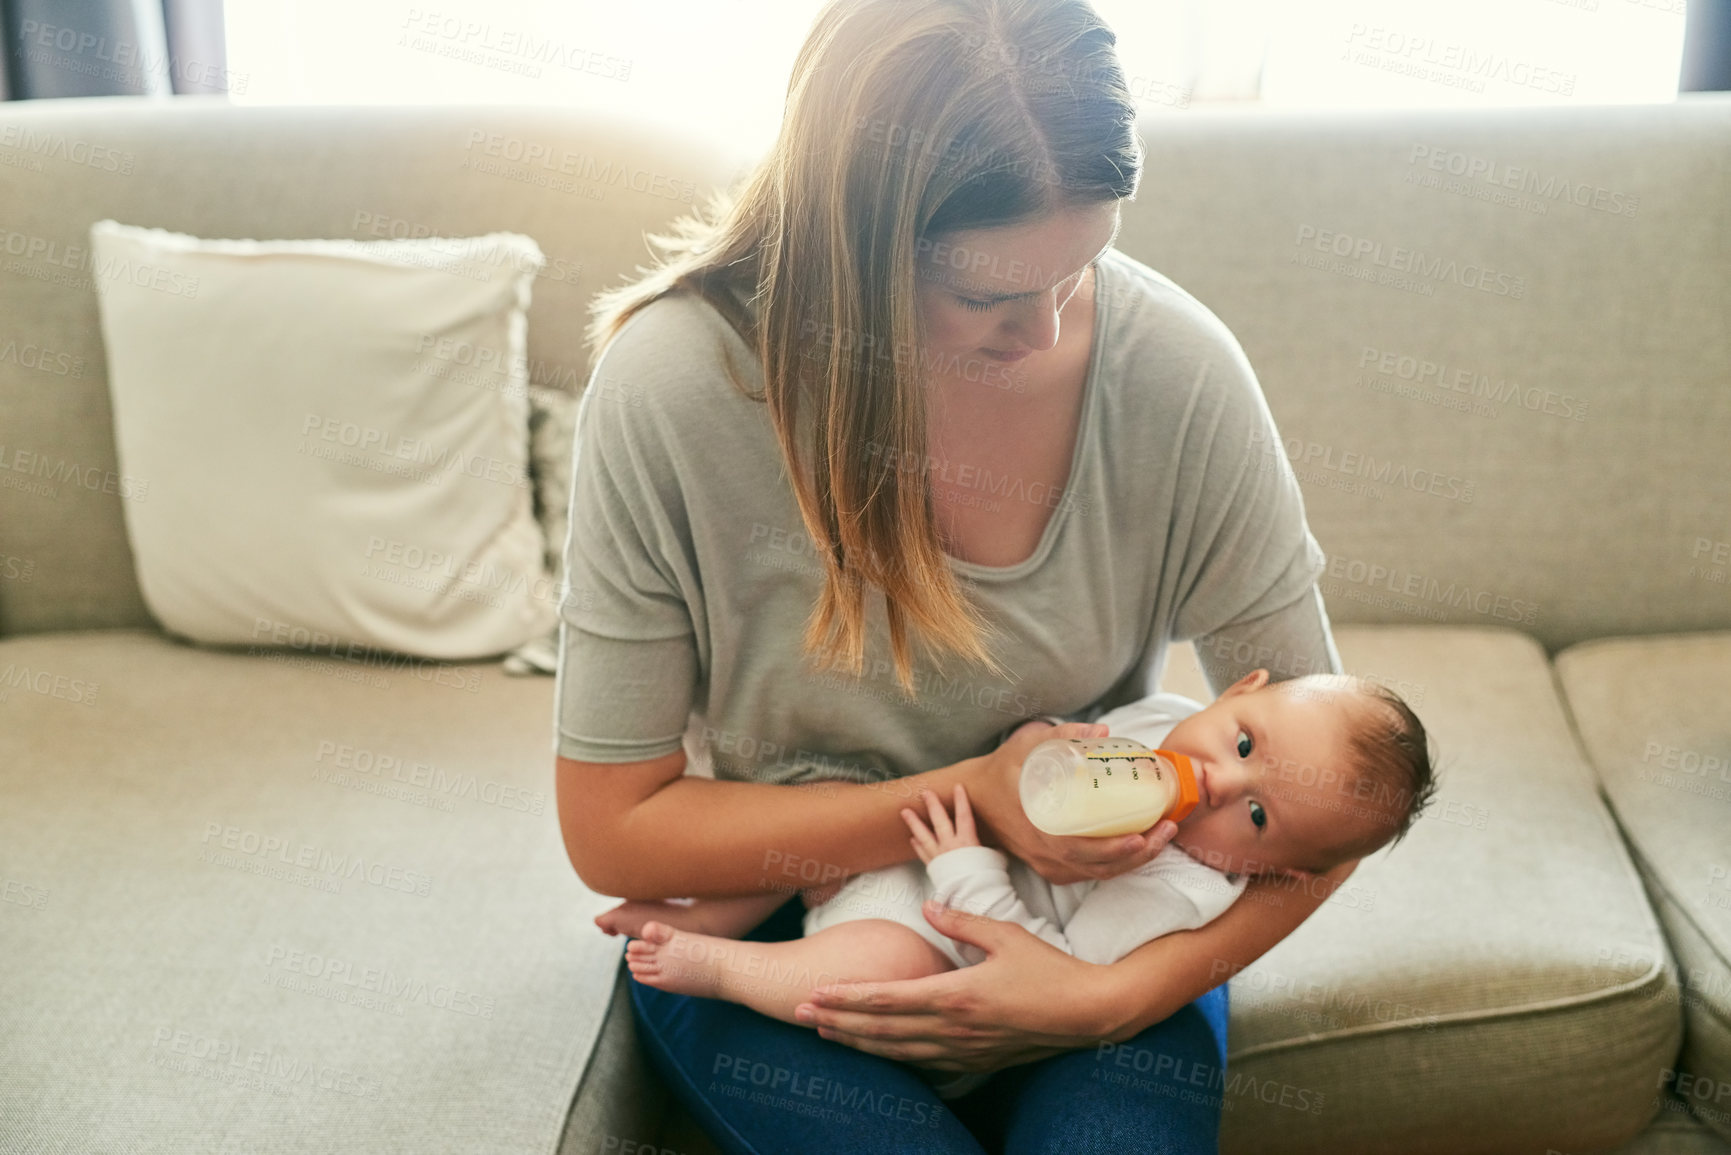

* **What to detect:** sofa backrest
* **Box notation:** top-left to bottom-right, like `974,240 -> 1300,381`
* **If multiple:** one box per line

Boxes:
1118,96 -> 1730,656
0,94 -> 1726,652
0,96 -> 754,636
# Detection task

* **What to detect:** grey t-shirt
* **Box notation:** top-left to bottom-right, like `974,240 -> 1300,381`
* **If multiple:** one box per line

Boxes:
553,246 -> 1343,783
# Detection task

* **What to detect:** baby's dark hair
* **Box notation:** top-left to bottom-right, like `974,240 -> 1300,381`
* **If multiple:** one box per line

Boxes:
1275,674 -> 1439,867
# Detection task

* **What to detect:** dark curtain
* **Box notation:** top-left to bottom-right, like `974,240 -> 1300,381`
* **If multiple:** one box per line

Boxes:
2,0 -> 229,100
1683,0 -> 1731,91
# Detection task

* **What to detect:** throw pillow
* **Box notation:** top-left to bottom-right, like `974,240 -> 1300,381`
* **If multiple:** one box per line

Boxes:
503,383 -> 580,675
90,220 -> 556,662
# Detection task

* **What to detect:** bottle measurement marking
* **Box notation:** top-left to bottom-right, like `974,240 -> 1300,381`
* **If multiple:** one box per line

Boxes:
1080,751 -> 1164,788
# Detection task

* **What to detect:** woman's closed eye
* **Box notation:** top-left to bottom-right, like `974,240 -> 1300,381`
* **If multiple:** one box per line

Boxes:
957,296 -> 994,312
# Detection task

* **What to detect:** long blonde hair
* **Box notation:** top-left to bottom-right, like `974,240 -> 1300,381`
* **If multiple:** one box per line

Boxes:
586,0 -> 1142,696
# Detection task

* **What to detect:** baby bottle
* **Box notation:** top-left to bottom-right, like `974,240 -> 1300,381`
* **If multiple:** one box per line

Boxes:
1019,736 -> 1200,838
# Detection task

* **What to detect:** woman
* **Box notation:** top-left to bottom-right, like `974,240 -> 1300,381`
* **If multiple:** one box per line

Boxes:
554,0 -> 1355,1150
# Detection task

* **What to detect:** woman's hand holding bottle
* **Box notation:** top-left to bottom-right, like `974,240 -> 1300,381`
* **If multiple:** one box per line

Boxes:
964,719 -> 1179,886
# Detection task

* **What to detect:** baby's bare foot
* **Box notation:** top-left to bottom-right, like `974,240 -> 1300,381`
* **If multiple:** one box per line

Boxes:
624,921 -> 734,1000
595,898 -> 701,939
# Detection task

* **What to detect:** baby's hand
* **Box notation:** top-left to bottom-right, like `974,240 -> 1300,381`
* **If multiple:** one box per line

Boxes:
900,784 -> 982,865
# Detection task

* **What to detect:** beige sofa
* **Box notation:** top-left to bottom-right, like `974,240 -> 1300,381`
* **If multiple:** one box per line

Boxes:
0,93 -> 1727,1155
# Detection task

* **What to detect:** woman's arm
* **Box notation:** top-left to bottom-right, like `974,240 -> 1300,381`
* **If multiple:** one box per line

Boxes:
1089,855 -> 1359,1040
1192,583 -> 1343,695
556,720 -> 1138,900
558,748 -> 962,900
797,855 -> 1360,1066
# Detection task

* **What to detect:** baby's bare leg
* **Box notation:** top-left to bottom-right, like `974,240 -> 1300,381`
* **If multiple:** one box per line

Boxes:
626,918 -> 955,1025
595,889 -> 792,939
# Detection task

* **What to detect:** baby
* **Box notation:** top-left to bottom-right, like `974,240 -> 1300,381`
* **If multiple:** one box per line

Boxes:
596,668 -> 1437,1097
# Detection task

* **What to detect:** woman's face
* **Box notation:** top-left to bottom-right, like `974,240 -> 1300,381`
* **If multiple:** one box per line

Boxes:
913,201 -> 1121,376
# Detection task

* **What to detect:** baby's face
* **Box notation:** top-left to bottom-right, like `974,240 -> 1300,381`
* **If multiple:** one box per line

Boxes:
1153,671 -> 1378,881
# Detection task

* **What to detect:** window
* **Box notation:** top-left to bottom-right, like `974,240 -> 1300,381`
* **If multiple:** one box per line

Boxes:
224,0 -> 1688,158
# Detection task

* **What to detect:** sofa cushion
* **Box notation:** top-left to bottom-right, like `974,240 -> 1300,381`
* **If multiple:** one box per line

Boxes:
0,629 -> 625,1154
1555,631 -> 1731,1143
1158,625 -> 1682,1154
1602,1095 -> 1731,1155
558,964 -> 682,1155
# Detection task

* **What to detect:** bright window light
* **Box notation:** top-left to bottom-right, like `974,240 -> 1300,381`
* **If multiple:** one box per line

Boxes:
222,0 -> 1687,158
1260,0 -> 1687,108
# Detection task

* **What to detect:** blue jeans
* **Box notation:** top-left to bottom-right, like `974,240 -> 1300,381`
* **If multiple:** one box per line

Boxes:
626,894 -> 1230,1154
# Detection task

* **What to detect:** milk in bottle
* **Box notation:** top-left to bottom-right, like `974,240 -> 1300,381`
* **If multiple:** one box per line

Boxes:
1019,737 -> 1200,837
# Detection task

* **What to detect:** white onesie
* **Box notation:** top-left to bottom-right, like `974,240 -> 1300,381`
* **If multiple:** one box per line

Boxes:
799,691 -> 1250,1098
